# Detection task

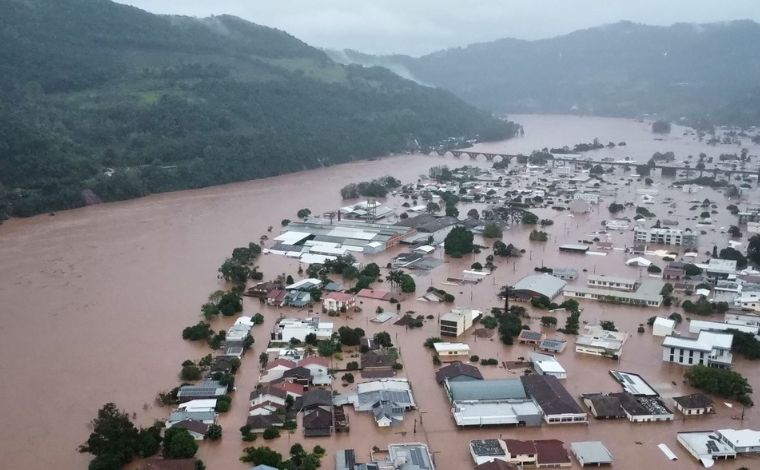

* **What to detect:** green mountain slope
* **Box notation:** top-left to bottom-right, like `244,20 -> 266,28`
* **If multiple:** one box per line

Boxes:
0,0 -> 516,218
330,21 -> 760,127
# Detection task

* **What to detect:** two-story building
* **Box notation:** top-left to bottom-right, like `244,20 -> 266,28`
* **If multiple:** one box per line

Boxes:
661,331 -> 734,368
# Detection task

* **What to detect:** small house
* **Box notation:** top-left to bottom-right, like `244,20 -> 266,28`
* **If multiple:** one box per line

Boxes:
518,330 -> 545,345
433,342 -> 471,362
652,317 -> 675,337
435,362 -> 483,384
322,292 -> 355,312
673,394 -> 714,416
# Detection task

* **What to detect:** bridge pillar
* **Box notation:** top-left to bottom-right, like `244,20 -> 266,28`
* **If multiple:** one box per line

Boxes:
469,153 -> 477,160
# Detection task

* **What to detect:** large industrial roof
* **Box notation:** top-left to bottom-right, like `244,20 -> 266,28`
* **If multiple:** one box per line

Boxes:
512,273 -> 567,299
447,378 -> 526,402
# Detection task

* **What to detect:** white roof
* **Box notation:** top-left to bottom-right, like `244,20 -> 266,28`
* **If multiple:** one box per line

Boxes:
588,274 -> 637,285
300,253 -> 337,264
625,257 -> 652,267
571,441 -> 613,465
274,231 -> 312,245
513,273 -> 567,298
530,353 -> 566,373
654,317 -> 675,329
286,278 -> 322,289
718,429 -> 760,447
434,342 -> 471,353
663,331 -> 733,351
414,245 -> 435,253
689,320 -> 758,335
327,227 -> 376,240
177,399 -> 217,411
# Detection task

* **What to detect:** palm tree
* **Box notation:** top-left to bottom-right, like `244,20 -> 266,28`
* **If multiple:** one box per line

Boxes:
386,270 -> 404,290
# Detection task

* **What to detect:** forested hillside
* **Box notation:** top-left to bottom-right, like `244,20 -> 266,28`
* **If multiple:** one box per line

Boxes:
330,21 -> 760,129
0,0 -> 516,218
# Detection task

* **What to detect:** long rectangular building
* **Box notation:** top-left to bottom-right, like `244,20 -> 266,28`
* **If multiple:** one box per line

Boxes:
633,227 -> 698,247
563,279 -> 664,307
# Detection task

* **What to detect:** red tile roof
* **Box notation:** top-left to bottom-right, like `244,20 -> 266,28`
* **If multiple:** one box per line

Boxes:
266,358 -> 297,370
534,439 -> 570,465
325,292 -> 354,302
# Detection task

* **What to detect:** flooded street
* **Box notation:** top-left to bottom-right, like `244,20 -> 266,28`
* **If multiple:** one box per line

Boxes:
1,114 -> 759,470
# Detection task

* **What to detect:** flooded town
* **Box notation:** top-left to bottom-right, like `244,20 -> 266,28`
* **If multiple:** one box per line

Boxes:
2,114 -> 760,470
5,1 -> 760,469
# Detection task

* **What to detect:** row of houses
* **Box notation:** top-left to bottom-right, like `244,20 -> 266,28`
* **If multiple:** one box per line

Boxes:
168,316 -> 257,439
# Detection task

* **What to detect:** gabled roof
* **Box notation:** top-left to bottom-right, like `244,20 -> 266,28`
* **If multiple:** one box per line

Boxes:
266,358 -> 297,370
303,406 -> 333,429
302,389 -> 333,409
582,394 -> 626,419
474,461 -> 519,470
275,382 -> 305,397
172,419 -> 209,435
282,366 -> 311,380
674,393 -> 713,409
299,356 -> 330,368
435,362 -> 483,384
521,374 -> 584,415
250,385 -> 288,401
534,440 -> 571,465
505,439 -> 536,455
324,291 -> 354,302
246,414 -> 284,429
362,350 -> 396,368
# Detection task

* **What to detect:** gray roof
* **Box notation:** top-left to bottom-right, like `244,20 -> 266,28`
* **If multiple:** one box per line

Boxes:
167,410 -> 216,424
177,381 -> 226,398
512,274 -> 567,299
570,441 -> 614,465
357,389 -> 414,410
372,400 -> 405,424
447,378 -> 526,402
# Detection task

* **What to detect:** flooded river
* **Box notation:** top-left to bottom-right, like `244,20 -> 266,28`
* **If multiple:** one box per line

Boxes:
1,114 -> 759,470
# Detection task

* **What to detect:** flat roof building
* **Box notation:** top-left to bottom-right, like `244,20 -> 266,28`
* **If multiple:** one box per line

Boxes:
677,431 -> 737,466
469,439 -> 508,465
530,353 -> 567,380
564,279 -> 664,307
662,331 -> 734,368
570,441 -> 614,467
575,325 -> 628,358
587,275 -> 637,292
433,342 -> 471,362
633,226 -> 698,247
440,308 -> 481,337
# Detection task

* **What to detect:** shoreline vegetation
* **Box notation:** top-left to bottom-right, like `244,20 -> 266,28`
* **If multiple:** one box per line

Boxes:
0,0 -> 518,220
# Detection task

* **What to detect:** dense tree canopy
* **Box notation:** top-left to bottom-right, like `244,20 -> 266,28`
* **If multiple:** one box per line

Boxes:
684,365 -> 753,406
444,226 -> 474,256
0,0 -> 517,218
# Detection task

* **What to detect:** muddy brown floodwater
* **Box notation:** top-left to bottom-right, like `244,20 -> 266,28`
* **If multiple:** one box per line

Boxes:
1,114 -> 759,470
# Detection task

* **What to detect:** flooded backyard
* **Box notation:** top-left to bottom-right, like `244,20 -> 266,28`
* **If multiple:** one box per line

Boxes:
1,114 -> 759,469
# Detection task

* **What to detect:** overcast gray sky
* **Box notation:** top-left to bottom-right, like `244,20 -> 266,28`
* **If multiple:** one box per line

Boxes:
118,0 -> 760,56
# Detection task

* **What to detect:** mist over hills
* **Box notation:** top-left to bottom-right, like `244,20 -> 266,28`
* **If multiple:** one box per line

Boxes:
0,0 -> 515,218
328,21 -> 760,128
